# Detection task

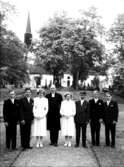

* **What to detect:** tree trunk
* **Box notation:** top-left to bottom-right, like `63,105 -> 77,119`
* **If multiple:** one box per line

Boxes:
72,71 -> 79,90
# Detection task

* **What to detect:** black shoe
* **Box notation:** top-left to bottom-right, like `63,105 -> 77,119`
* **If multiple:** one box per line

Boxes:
49,143 -> 54,146
82,144 -> 88,148
22,148 -> 27,151
54,143 -> 58,147
111,145 -> 115,148
6,147 -> 10,151
75,144 -> 79,148
12,148 -> 17,151
92,141 -> 96,146
96,144 -> 100,146
106,144 -> 110,147
26,146 -> 33,149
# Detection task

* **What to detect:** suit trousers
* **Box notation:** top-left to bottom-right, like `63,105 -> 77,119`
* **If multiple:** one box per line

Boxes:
75,123 -> 87,146
6,123 -> 17,149
90,121 -> 101,146
20,122 -> 32,148
105,123 -> 116,146
50,130 -> 59,144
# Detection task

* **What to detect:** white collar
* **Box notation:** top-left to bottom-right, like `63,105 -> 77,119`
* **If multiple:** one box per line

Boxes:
107,101 -> 110,104
11,99 -> 14,103
94,98 -> 98,102
51,93 -> 55,97
81,100 -> 84,105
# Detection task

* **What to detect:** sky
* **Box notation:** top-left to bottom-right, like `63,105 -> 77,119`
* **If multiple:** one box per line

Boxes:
4,0 -> 124,42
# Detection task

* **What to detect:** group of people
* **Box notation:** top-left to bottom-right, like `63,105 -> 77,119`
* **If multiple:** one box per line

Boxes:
3,85 -> 119,151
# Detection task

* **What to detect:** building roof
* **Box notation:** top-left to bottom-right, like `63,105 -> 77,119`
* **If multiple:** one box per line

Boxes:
28,65 -> 46,74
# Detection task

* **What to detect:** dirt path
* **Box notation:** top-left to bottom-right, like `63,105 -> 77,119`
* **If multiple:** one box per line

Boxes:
13,137 -> 98,167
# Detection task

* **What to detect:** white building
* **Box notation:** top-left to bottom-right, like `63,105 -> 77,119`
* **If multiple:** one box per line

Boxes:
82,75 -> 113,90
41,74 -> 53,87
61,74 -> 73,87
24,71 -> 113,90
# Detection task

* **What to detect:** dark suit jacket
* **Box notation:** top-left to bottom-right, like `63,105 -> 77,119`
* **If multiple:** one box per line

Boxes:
75,100 -> 89,124
89,99 -> 104,122
103,100 -> 119,124
19,97 -> 34,123
3,98 -> 20,123
46,93 -> 63,130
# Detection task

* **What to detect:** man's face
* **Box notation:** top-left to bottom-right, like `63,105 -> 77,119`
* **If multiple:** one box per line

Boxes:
94,91 -> 99,99
25,90 -> 31,98
80,94 -> 85,100
106,93 -> 112,101
10,91 -> 15,99
50,87 -> 56,94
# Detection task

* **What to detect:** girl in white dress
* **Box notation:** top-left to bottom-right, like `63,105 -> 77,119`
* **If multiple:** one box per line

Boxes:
32,89 -> 48,148
60,92 -> 76,147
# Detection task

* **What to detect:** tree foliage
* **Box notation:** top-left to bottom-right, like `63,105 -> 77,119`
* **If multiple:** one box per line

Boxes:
108,14 -> 124,96
0,0 -> 28,87
33,8 -> 104,89
109,14 -> 124,61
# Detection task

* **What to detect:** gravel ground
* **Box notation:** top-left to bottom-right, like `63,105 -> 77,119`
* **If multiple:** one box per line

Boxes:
0,124 -> 21,167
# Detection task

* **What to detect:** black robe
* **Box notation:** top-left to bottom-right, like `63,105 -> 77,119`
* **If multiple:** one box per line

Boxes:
46,93 -> 62,130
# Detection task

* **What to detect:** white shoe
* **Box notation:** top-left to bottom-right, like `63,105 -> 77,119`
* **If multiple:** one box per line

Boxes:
64,143 -> 68,147
36,143 -> 39,148
40,143 -> 43,148
68,142 -> 71,147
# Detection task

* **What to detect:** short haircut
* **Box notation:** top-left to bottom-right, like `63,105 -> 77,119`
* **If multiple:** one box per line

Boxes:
50,84 -> 56,89
25,87 -> 31,92
106,92 -> 112,96
37,88 -> 45,95
80,91 -> 86,96
9,90 -> 15,94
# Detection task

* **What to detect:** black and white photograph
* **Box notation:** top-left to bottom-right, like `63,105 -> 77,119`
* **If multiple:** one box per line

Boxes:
0,0 -> 124,166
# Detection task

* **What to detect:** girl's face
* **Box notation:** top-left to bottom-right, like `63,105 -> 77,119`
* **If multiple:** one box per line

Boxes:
66,94 -> 71,100
39,91 -> 44,97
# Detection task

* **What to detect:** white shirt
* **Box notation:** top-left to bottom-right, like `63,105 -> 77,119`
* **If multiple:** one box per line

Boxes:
94,98 -> 98,103
51,93 -> 55,98
27,97 -> 30,103
33,97 -> 48,118
81,100 -> 84,105
11,99 -> 14,104
107,101 -> 110,106
60,100 -> 76,117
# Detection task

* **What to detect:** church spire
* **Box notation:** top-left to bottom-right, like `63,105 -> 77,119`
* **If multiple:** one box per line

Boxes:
26,12 -> 31,34
24,12 -> 32,48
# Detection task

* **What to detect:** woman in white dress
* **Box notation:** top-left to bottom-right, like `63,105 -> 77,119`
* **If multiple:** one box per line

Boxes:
32,89 -> 48,148
60,92 -> 76,147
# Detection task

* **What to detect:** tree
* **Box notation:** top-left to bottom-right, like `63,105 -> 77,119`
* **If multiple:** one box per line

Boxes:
0,0 -> 28,87
33,9 -> 104,89
108,14 -> 124,96
33,14 -> 70,86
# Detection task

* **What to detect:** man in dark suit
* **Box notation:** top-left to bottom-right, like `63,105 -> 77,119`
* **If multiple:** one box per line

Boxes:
3,90 -> 20,150
46,84 -> 62,146
20,88 -> 34,150
103,92 -> 119,148
89,90 -> 104,146
75,91 -> 89,148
